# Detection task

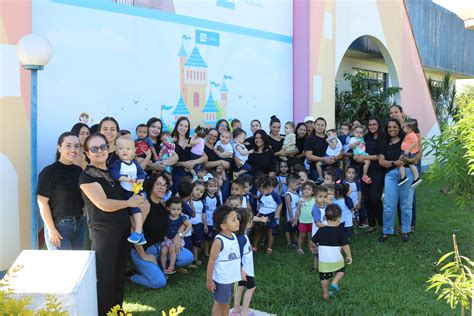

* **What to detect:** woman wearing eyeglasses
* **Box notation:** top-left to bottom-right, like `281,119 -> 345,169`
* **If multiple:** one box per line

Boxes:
37,132 -> 85,250
79,133 -> 147,315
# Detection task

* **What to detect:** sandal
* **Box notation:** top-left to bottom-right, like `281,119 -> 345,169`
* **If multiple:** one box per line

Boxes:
378,234 -> 389,243
164,268 -> 176,275
266,248 -> 273,254
362,175 -> 372,184
401,233 -> 410,242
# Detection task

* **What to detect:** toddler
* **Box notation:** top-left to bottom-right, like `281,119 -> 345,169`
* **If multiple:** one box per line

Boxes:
190,181 -> 207,265
232,208 -> 256,316
277,161 -> 289,197
157,131 -> 175,174
282,121 -> 298,156
343,165 -> 362,225
214,130 -> 234,162
203,177 -> 222,256
295,181 -> 317,254
232,128 -> 253,178
332,183 -> 353,239
231,118 -> 242,131
253,176 -> 282,254
284,173 -> 300,248
350,125 -> 371,184
311,186 -> 329,271
311,204 -> 352,300
315,129 -> 342,184
188,126 -> 207,178
400,119 -> 422,189
177,177 -> 197,250
339,123 -> 352,171
227,195 -> 243,209
135,123 -> 158,162
161,197 -> 191,274
110,136 -> 147,244
206,205 -> 242,316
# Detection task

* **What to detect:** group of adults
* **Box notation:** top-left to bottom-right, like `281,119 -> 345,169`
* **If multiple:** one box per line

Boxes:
36,104 -> 421,315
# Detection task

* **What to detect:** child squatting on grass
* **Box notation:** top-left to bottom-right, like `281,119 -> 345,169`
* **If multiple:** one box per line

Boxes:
207,205 -> 244,316
311,204 -> 352,300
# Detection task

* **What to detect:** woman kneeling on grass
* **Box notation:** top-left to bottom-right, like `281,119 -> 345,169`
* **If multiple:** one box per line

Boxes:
130,172 -> 194,289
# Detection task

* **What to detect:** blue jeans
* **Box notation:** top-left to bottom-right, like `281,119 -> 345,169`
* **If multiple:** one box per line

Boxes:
383,168 -> 415,234
130,243 -> 194,289
44,216 -> 85,250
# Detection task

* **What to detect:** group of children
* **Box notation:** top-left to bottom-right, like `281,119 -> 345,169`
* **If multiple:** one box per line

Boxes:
105,116 -> 424,315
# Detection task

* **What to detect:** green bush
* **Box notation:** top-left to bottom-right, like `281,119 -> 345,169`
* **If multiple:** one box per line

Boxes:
335,71 -> 402,126
424,101 -> 474,207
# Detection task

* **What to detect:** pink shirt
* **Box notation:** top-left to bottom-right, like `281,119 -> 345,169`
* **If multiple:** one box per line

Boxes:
191,138 -> 205,156
401,132 -> 419,153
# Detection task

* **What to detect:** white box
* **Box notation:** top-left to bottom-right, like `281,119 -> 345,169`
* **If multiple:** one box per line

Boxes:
2,250 -> 97,315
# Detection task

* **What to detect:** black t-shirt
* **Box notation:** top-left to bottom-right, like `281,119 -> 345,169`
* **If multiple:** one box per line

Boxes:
268,135 -> 284,153
244,136 -> 254,150
380,137 -> 404,172
363,133 -> 383,170
143,199 -> 168,249
304,134 -> 328,170
204,144 -> 220,162
247,148 -> 277,175
174,139 -> 191,171
37,161 -> 84,223
312,226 -> 349,246
296,136 -> 306,155
79,166 -> 130,229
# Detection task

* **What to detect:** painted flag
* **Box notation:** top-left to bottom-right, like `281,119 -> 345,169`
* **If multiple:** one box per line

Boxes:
196,30 -> 220,47
182,35 -> 192,40
224,75 -> 233,80
161,104 -> 173,111
210,81 -> 221,88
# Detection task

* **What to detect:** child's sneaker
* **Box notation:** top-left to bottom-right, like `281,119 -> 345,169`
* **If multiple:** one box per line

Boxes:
398,177 -> 409,186
410,178 -> 422,189
128,231 -> 142,244
137,233 -> 147,246
164,268 -> 176,275
329,283 -> 340,297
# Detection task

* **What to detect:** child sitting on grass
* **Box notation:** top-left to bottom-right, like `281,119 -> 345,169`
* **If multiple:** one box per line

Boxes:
207,205 -> 243,316
161,197 -> 191,274
311,204 -> 352,300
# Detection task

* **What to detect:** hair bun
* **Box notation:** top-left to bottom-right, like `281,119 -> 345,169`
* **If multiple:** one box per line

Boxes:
270,115 -> 276,120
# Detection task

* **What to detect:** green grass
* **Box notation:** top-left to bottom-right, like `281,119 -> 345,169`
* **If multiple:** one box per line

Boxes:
123,180 -> 473,315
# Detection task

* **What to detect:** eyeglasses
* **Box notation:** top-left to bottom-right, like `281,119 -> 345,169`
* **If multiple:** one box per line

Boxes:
154,181 -> 167,188
88,144 -> 108,153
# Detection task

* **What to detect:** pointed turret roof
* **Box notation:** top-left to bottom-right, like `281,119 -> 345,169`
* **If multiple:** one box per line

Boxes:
184,46 -> 208,68
172,96 -> 189,115
220,81 -> 229,93
202,94 -> 219,113
178,42 -> 187,57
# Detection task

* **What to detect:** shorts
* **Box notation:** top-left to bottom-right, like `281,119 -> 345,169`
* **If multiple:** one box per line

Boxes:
285,221 -> 297,233
204,225 -> 215,241
213,281 -> 234,304
238,276 -> 255,289
192,223 -> 205,246
161,238 -> 185,248
183,236 -> 192,250
319,267 -> 346,281
298,222 -> 313,234
404,152 -> 417,165
256,213 -> 277,229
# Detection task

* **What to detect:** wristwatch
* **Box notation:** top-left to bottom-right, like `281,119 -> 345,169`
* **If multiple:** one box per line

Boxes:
178,232 -> 183,237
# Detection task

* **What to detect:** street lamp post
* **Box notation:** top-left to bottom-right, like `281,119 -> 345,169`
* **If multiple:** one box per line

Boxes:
16,33 -> 53,249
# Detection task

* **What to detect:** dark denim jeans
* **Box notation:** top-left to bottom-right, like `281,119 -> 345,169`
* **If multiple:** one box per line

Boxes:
44,216 -> 85,250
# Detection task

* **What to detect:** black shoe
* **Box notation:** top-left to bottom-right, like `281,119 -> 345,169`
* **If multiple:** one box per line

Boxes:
378,234 -> 389,242
398,177 -> 409,186
401,233 -> 410,242
411,178 -> 422,189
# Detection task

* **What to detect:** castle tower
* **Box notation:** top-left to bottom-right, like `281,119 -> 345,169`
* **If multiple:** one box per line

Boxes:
172,96 -> 190,124
178,42 -> 188,98
202,93 -> 219,127
183,46 -> 208,127
220,80 -> 229,119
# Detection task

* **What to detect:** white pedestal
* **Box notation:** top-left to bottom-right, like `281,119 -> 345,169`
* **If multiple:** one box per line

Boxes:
2,250 -> 97,316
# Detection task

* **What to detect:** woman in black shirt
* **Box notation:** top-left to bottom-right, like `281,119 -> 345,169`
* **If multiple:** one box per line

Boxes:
267,115 -> 286,161
130,173 -> 194,289
378,119 -> 415,243
145,117 -> 178,173
79,133 -> 146,315
247,130 -> 277,177
37,132 -> 85,250
99,116 -> 120,167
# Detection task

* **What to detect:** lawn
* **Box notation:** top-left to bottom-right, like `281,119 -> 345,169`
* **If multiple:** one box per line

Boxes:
123,180 -> 473,315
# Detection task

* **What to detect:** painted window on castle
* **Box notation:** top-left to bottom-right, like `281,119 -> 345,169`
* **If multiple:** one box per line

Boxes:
222,94 -> 227,101
194,92 -> 199,107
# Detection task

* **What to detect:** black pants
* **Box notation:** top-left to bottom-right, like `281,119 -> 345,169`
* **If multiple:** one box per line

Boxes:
91,222 -> 130,315
361,168 -> 384,227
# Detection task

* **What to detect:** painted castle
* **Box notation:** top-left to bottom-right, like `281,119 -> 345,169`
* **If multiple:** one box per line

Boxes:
171,39 -> 229,127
